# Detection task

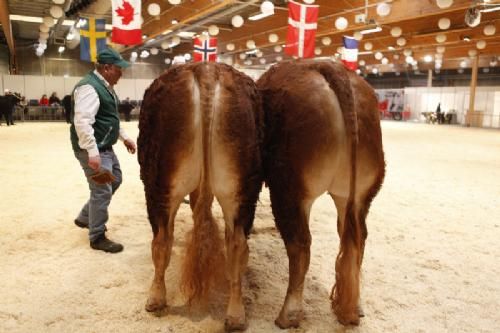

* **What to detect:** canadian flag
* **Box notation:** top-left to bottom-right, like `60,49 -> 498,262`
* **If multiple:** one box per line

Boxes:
193,37 -> 217,62
285,0 -> 319,58
111,0 -> 142,45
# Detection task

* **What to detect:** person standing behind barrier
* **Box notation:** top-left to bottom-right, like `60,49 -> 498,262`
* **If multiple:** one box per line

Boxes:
436,102 -> 444,124
70,48 -> 136,253
62,94 -> 72,124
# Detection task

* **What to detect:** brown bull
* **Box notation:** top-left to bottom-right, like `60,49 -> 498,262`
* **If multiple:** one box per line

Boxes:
138,62 -> 263,331
257,60 -> 385,328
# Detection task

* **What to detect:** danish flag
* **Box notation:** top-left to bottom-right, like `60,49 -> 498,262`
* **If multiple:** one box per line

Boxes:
193,37 -> 217,62
285,0 -> 319,58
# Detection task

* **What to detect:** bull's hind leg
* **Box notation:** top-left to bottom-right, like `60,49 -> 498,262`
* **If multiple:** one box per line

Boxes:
216,193 -> 254,332
329,193 -> 366,325
145,196 -> 183,312
271,191 -> 313,329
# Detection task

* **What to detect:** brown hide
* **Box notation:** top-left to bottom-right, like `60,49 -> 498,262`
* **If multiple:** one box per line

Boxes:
137,62 -> 263,330
257,60 -> 385,327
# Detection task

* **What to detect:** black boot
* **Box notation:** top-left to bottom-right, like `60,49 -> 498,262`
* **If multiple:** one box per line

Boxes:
74,219 -> 88,229
90,234 -> 123,253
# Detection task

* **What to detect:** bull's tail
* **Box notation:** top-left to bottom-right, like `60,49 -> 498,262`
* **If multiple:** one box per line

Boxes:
309,62 -> 362,324
180,65 -> 225,304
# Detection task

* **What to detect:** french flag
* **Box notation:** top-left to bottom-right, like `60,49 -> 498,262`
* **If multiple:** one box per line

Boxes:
341,36 -> 358,71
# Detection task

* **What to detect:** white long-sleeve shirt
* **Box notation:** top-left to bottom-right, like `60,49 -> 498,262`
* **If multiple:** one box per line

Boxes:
73,70 -> 130,157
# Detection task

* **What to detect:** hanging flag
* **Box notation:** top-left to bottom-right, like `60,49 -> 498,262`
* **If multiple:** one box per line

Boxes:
193,37 -> 217,62
80,17 -> 107,63
111,0 -> 142,45
285,0 -> 319,58
341,36 -> 359,71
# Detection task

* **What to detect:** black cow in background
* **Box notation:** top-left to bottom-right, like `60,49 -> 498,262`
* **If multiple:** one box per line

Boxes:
0,92 -> 21,126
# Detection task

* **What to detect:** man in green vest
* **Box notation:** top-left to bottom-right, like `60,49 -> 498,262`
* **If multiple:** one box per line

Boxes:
70,48 -> 136,253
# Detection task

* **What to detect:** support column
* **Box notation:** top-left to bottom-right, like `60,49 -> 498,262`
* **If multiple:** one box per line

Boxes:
427,69 -> 433,87
466,55 -> 479,126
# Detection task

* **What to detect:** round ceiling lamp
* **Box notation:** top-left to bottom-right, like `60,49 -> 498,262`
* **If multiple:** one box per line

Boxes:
226,43 -> 235,51
436,34 -> 446,43
403,49 -> 412,56
303,0 -> 316,3
436,46 -> 445,53
381,57 -> 389,65
353,31 -> 363,41
43,16 -> 54,28
161,41 -> 169,49
246,40 -> 256,49
260,58 -> 266,65
468,49 -> 477,57
147,3 -> 161,16
39,24 -> 50,33
335,17 -> 348,30
268,33 -> 279,43
184,53 -> 192,61
261,1 -> 274,15
364,42 -> 373,50
314,47 -> 322,56
150,47 -> 159,55
231,15 -> 244,28
396,37 -> 406,46
256,50 -> 263,58
40,32 -> 49,39
274,45 -> 282,52
50,5 -> 63,19
476,40 -> 486,49
276,56 -> 283,62
359,60 -> 366,66
438,18 -> 451,30
165,58 -> 171,64
393,54 -> 400,60
483,25 -> 496,36
321,36 -> 332,46
239,53 -> 246,60
436,0 -> 453,9
208,25 -> 219,36
168,0 -> 181,5
171,36 -> 181,46
390,27 -> 402,37
376,2 -> 391,17
375,52 -> 383,60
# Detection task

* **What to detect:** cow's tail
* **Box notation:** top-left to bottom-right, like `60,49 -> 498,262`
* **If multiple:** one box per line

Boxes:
310,62 -> 362,324
181,64 -> 225,304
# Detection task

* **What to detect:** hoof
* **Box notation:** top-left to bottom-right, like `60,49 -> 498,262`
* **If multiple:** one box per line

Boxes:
336,312 -> 360,326
274,310 -> 303,329
224,316 -> 247,332
358,305 -> 365,317
145,297 -> 166,313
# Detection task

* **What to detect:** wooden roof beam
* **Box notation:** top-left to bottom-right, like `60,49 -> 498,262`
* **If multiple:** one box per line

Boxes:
0,0 -> 17,73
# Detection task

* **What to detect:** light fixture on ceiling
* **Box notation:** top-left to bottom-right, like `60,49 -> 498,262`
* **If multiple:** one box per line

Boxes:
465,4 -> 481,27
360,26 -> 382,35
249,0 -> 275,21
462,35 -> 471,42
480,5 -> 500,13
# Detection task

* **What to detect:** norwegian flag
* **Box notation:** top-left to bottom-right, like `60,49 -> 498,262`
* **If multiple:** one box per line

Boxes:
193,37 -> 217,62
341,36 -> 358,71
285,0 -> 319,58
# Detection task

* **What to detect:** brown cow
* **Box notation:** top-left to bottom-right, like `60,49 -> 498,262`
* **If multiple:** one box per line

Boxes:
138,63 -> 263,331
257,60 -> 385,328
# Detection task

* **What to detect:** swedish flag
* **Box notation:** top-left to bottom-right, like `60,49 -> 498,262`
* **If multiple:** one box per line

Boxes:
80,17 -> 107,62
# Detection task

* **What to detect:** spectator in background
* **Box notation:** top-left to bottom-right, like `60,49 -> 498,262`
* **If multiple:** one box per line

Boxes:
49,92 -> 61,106
436,102 -> 444,124
39,94 -> 49,106
19,96 -> 28,119
119,97 -> 134,122
62,94 -> 72,124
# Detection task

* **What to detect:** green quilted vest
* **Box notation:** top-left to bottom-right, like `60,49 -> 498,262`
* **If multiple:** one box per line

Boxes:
70,71 -> 120,152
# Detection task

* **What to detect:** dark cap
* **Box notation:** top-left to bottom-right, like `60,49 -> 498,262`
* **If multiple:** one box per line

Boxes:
97,48 -> 130,68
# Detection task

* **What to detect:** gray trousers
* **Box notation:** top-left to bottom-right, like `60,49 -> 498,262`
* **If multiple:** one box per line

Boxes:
74,149 -> 122,242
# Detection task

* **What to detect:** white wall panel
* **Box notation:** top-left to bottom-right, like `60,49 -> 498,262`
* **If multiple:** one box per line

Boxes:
115,79 -> 136,101
23,75 -> 45,101
135,79 -> 154,101
44,76 -> 65,100
3,75 -> 25,96
64,77 -> 81,96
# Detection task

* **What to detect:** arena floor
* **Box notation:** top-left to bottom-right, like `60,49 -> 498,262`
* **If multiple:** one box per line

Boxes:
0,121 -> 499,333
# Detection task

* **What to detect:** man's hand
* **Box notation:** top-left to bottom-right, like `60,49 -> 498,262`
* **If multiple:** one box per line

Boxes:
88,154 -> 101,171
124,139 -> 136,154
